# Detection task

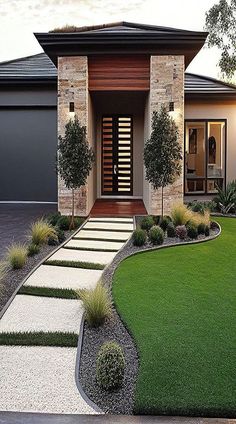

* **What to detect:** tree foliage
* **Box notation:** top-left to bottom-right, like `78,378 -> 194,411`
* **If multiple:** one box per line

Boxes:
57,116 -> 94,228
206,0 -> 236,78
144,107 -> 182,216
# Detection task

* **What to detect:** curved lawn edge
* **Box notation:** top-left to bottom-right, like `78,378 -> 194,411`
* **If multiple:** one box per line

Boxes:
0,219 -> 88,320
78,221 -> 221,414
112,218 -> 236,417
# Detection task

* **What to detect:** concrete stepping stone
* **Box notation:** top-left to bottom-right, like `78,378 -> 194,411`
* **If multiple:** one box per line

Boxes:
83,221 -> 133,231
89,217 -> 133,223
0,295 -> 82,334
65,238 -> 124,251
0,346 -> 96,413
49,248 -> 116,266
24,265 -> 102,290
75,230 -> 132,241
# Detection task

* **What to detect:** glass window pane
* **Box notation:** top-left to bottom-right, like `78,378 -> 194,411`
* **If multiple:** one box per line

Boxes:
185,122 -> 206,194
207,122 -> 225,178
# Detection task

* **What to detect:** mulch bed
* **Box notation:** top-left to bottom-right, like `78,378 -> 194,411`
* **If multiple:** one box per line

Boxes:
79,219 -> 220,414
0,231 -> 71,314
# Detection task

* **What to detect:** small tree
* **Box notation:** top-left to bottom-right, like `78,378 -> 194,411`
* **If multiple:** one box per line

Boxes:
144,106 -> 182,218
57,116 -> 95,229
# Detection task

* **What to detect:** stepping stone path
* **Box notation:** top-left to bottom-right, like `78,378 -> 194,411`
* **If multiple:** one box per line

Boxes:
0,216 -> 133,414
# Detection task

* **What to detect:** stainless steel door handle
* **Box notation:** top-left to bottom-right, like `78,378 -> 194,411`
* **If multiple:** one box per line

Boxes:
114,164 -> 117,175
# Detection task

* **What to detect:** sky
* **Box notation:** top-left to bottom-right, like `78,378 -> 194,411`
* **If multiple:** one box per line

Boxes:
0,0 -> 222,78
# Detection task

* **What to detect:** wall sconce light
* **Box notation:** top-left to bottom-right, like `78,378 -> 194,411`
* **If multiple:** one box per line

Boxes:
69,101 -> 75,118
169,101 -> 175,112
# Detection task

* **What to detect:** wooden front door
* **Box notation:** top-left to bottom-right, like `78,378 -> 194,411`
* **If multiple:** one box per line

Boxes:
102,115 -> 133,195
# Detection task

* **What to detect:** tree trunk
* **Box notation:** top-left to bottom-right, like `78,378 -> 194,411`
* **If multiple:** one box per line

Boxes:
70,188 -> 75,230
161,185 -> 164,219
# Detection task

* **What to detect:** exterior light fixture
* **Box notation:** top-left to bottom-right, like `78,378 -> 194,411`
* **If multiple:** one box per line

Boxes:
69,101 -> 75,118
169,101 -> 174,112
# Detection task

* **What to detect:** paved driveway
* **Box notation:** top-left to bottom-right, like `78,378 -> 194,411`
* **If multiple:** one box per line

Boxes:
0,204 -> 57,259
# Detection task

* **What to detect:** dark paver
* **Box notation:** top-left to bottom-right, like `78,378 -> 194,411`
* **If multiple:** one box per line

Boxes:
0,412 -> 235,424
0,203 -> 57,259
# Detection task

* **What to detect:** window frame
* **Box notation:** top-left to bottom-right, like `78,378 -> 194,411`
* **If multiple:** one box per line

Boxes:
184,119 -> 227,196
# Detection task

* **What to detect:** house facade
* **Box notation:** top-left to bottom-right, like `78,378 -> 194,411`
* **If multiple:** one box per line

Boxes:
1,22 -> 236,216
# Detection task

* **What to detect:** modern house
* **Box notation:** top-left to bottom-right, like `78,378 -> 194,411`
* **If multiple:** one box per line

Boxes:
1,22 -> 236,216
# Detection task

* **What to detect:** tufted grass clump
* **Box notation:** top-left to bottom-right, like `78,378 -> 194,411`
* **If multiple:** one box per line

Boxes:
31,219 -> 57,245
171,203 -> 192,226
78,282 -> 112,327
132,229 -> 147,246
187,223 -> 198,239
27,243 -> 40,257
96,341 -> 125,391
7,243 -> 28,269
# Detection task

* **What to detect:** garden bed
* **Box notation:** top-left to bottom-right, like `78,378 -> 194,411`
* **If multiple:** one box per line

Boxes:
0,231 -> 72,314
79,216 -> 220,414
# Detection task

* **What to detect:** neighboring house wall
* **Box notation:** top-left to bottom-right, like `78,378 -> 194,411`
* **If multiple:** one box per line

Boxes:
146,55 -> 184,215
185,100 -> 236,184
0,87 -> 57,202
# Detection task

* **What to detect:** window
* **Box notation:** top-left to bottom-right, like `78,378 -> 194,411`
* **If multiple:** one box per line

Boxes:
185,120 -> 226,195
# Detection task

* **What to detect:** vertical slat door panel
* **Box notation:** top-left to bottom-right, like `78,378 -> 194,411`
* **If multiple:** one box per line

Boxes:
102,115 -> 133,195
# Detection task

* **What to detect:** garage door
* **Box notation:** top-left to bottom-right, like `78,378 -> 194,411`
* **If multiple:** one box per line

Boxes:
0,108 -> 57,202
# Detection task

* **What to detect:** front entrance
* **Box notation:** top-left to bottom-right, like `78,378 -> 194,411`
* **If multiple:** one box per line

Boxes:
102,115 -> 133,195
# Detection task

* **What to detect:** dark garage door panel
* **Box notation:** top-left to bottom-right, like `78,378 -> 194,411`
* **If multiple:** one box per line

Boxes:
0,109 -> 57,202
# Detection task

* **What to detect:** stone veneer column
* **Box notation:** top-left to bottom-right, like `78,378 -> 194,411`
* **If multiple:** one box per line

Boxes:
148,55 -> 184,215
58,56 -> 89,216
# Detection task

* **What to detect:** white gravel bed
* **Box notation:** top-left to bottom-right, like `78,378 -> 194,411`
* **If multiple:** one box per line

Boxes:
24,265 -> 102,290
89,217 -> 133,223
74,230 -> 132,241
0,295 -> 83,334
83,222 -> 133,231
65,239 -> 124,251
49,248 -> 116,266
0,346 -> 96,414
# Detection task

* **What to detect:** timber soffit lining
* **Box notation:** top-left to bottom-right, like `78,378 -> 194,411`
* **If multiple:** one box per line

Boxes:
0,52 -> 236,99
34,21 -> 207,67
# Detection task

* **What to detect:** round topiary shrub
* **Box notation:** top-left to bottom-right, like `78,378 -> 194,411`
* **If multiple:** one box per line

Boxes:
166,222 -> 176,238
187,224 -> 198,239
197,223 -> 206,234
205,225 -> 210,236
57,215 -> 70,230
175,225 -> 187,240
140,216 -> 154,231
132,229 -> 147,246
159,216 -> 171,232
149,225 -> 164,245
96,341 -> 125,391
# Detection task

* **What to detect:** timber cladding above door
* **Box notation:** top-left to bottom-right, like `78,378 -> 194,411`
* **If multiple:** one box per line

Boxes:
88,55 -> 150,91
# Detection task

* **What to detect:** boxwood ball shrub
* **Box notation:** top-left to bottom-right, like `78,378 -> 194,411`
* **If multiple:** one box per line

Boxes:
149,225 -> 164,245
133,229 -> 147,246
27,243 -> 40,257
96,341 -> 125,391
205,225 -> 210,236
7,243 -> 28,269
175,225 -> 187,240
187,224 -> 198,239
57,215 -> 70,231
140,216 -> 154,231
159,216 -> 171,232
167,222 -> 176,238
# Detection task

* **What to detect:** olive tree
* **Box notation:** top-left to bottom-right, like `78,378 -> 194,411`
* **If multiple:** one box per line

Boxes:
57,116 -> 95,229
144,106 -> 182,218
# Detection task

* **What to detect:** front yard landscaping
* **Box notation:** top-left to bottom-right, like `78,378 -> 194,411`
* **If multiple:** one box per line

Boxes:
113,217 -> 236,417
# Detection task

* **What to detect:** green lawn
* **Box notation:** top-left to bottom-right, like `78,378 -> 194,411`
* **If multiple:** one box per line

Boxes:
113,218 -> 236,417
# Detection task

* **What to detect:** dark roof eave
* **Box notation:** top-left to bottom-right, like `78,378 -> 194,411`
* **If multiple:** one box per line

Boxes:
185,92 -> 236,101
